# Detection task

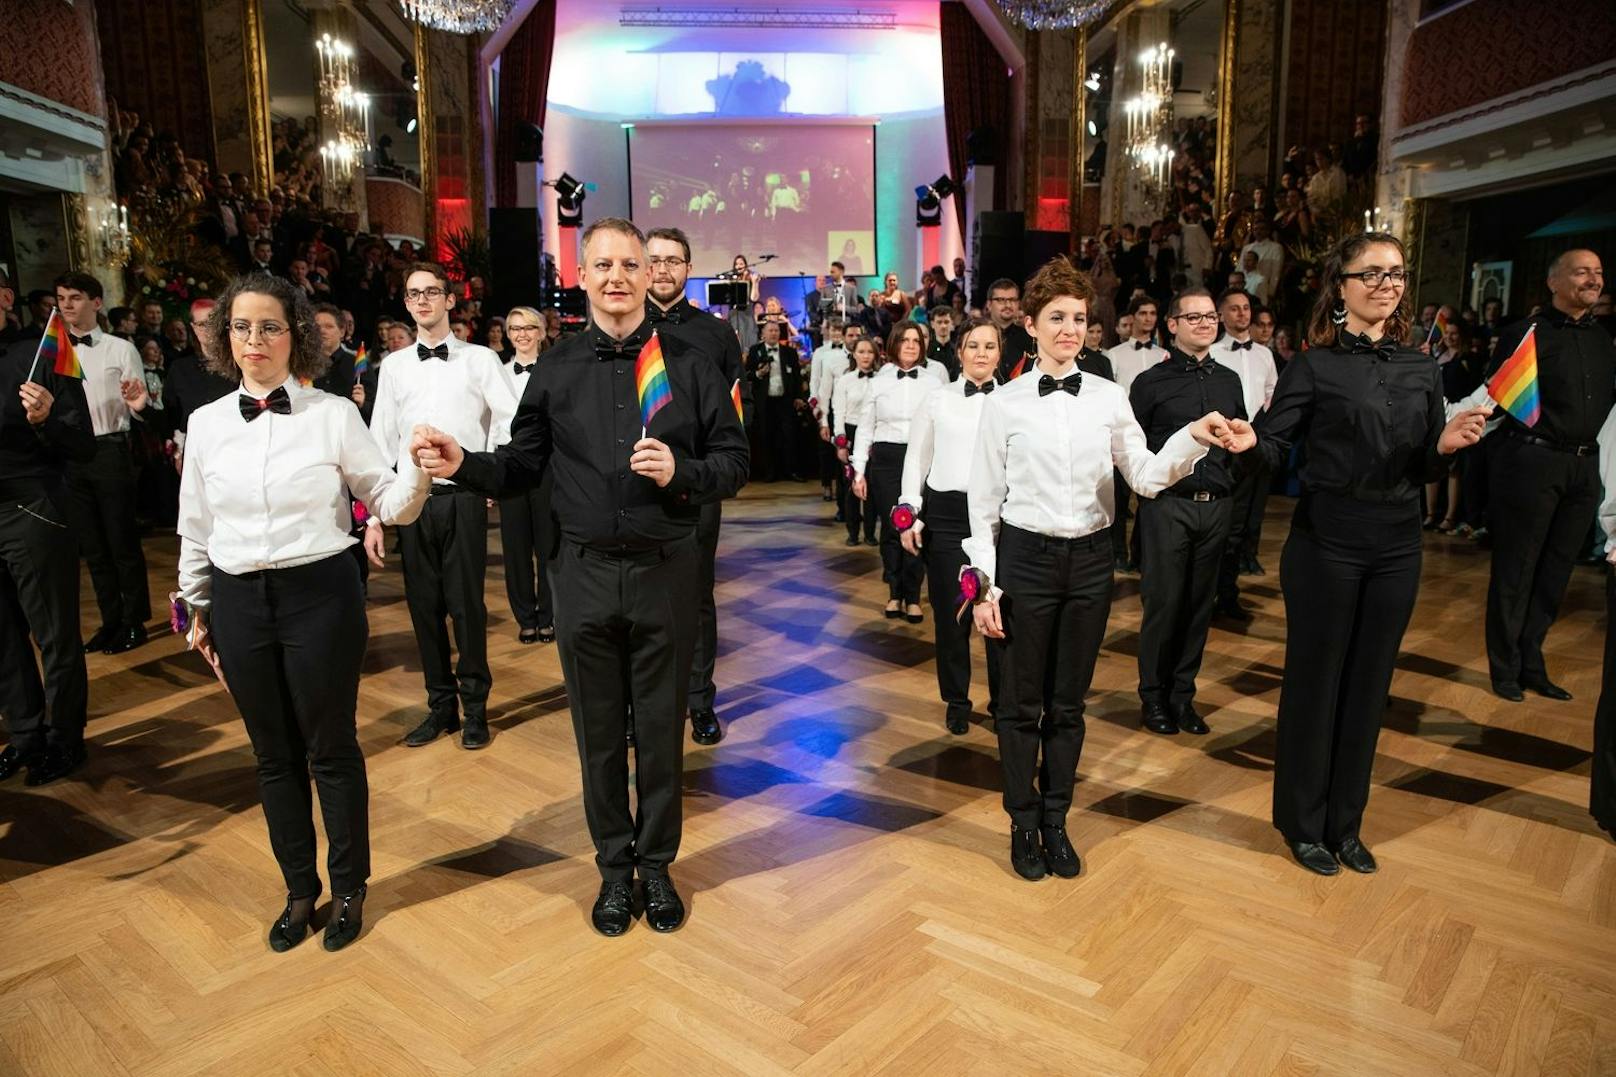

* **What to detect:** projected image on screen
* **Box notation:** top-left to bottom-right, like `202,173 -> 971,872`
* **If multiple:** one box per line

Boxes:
630,124 -> 875,277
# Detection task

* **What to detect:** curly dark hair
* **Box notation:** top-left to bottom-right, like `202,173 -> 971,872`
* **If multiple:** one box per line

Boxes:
1306,232 -> 1411,348
1023,257 -> 1098,322
203,273 -> 327,383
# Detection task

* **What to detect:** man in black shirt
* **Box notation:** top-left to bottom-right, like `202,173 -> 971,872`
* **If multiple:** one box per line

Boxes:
1129,289 -> 1247,736
311,302 -> 357,401
161,299 -> 238,455
926,306 -> 959,380
987,278 -> 1037,381
645,226 -> 743,747
1484,249 -> 1614,702
0,338 -> 95,785
746,320 -> 808,482
415,218 -> 748,936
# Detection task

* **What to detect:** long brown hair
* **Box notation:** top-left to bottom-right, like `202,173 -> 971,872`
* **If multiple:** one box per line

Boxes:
1306,231 -> 1411,348
886,322 -> 926,368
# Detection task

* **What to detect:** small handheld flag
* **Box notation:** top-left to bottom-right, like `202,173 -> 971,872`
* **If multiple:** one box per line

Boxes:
27,310 -> 83,383
1487,324 -> 1540,428
1426,307 -> 1453,347
730,378 -> 745,423
635,331 -> 672,431
1008,353 -> 1030,380
352,343 -> 370,377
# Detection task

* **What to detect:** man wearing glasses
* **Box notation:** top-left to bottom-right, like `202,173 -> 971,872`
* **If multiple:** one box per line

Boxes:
986,278 -> 1036,381
1127,289 -> 1248,737
369,263 -> 518,751
644,227 -> 743,746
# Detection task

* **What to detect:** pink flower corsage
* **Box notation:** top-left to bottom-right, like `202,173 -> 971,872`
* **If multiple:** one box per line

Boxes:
890,503 -> 917,532
956,566 -> 990,622
834,434 -> 848,449
352,500 -> 370,526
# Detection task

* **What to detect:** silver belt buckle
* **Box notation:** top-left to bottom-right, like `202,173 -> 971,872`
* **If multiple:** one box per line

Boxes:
1193,491 -> 1212,502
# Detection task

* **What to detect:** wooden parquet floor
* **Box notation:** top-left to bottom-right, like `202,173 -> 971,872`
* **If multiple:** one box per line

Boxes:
2,483 -> 1614,1076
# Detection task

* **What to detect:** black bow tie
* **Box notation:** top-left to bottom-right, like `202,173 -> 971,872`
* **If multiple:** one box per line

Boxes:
648,304 -> 683,325
1038,373 -> 1082,398
595,333 -> 648,362
1345,332 -> 1397,360
896,368 -> 919,379
513,362 -> 533,376
70,332 -> 94,348
417,342 -> 449,361
1227,339 -> 1253,350
1132,340 -> 1151,350
238,385 -> 292,421
964,380 -> 995,397
856,371 -> 874,379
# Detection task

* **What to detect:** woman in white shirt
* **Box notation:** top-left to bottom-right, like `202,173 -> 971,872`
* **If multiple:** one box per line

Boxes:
1594,407 -> 1616,840
852,323 -> 940,621
898,317 -> 1004,734
964,258 -> 1248,882
498,306 -> 555,644
830,338 -> 878,546
177,274 -> 432,953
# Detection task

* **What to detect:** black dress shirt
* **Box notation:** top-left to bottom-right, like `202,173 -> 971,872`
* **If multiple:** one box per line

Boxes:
453,318 -> 750,552
1485,308 -> 1616,446
1078,347 -> 1115,383
0,340 -> 95,498
927,339 -> 959,381
160,352 -> 239,436
1254,333 -> 1447,505
1129,348 -> 1247,496
646,297 -> 744,387
314,345 -> 357,402
995,324 -> 1037,382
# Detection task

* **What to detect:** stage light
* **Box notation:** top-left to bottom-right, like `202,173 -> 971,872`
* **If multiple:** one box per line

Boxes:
1084,71 -> 1102,92
554,173 -> 584,202
915,182 -> 942,226
555,172 -> 587,226
930,174 -> 957,201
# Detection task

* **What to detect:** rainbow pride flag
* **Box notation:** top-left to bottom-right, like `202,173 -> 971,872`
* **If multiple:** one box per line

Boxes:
29,309 -> 83,383
730,378 -> 744,423
1487,324 -> 1539,427
352,343 -> 370,377
1008,354 -> 1030,380
635,331 -> 672,429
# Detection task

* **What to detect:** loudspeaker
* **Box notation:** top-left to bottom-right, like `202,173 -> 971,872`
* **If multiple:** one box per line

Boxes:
488,207 -> 543,317
971,210 -> 1023,306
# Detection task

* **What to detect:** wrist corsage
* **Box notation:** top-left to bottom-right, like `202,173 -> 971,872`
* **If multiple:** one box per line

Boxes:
890,503 -> 918,532
955,566 -> 990,622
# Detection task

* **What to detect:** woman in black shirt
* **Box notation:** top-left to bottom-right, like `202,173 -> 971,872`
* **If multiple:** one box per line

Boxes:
1234,233 -> 1488,877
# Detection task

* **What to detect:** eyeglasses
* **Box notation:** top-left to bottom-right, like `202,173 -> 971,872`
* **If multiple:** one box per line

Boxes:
1341,269 -> 1408,287
405,287 -> 447,301
648,256 -> 687,269
507,324 -> 541,333
228,320 -> 288,341
1173,312 -> 1219,326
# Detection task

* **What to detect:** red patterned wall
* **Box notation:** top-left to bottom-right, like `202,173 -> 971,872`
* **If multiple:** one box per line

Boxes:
1283,0 -> 1386,154
1400,0 -> 1616,128
366,176 -> 425,240
0,0 -> 107,119
95,0 -> 215,161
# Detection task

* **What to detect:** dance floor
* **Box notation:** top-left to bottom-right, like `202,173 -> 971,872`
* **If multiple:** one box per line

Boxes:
2,483 -> 1613,1076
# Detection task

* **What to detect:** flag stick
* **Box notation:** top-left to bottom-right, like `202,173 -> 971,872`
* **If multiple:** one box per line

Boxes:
24,310 -> 56,384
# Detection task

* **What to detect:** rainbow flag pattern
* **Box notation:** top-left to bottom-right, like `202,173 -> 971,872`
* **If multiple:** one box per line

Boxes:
730,378 -> 744,423
1487,324 -> 1540,428
1008,354 -> 1030,380
33,309 -> 83,381
1426,307 -> 1453,346
635,331 -> 672,428
352,343 -> 369,377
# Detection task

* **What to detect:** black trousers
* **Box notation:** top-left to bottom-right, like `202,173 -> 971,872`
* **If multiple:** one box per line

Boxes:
688,500 -> 722,713
1485,437 -> 1600,683
1110,471 -> 1131,561
995,525 -> 1113,830
842,424 -> 876,542
0,490 -> 87,754
1593,572 -> 1616,833
397,487 -> 491,719
212,553 -> 370,897
66,435 -> 150,629
552,535 -> 698,881
867,442 -> 924,603
1272,493 -> 1422,846
761,396 -> 798,481
1217,456 -> 1270,604
1138,495 -> 1232,707
923,489 -> 1002,712
499,473 -> 555,631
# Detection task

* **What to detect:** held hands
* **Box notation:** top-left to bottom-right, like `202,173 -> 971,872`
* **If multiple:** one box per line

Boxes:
18,381 -> 54,424
852,474 -> 868,501
411,426 -> 463,478
1217,417 -> 1258,453
631,437 -> 677,487
120,377 -> 149,412
973,598 -> 1005,639
1438,405 -> 1490,454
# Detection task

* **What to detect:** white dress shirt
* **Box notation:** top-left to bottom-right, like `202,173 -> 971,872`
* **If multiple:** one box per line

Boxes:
810,343 -> 845,413
922,359 -> 951,387
851,363 -> 940,475
900,377 -> 992,510
370,331 -> 517,482
963,360 -> 1209,589
71,329 -> 143,436
764,345 -> 785,397
504,353 -> 539,400
177,380 -> 431,608
830,368 -> 875,439
1600,406 -> 1616,553
1209,335 -> 1278,418
1105,338 -> 1171,397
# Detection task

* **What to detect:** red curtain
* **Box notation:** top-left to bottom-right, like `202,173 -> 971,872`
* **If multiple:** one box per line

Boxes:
939,2 -> 1011,232
493,0 -> 557,208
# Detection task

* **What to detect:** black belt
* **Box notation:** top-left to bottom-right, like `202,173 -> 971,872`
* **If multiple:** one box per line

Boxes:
95,431 -> 129,443
1158,488 -> 1225,502
573,535 -> 689,563
1506,431 -> 1598,457
1001,522 -> 1107,551
428,483 -> 473,496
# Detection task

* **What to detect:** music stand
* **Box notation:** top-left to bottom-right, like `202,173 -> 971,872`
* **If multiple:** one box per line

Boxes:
706,281 -> 751,309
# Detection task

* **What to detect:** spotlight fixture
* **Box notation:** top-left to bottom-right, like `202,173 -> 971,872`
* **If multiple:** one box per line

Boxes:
1084,70 -> 1102,92
554,172 -> 587,226
914,183 -> 941,226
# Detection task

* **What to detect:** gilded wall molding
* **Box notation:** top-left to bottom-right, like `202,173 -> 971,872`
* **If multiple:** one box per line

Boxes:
415,23 -> 438,250
243,0 -> 274,194
1069,28 -> 1086,247
1213,0 -> 1238,208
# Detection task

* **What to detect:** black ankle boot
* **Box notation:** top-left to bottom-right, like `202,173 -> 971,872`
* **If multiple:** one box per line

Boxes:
268,891 -> 319,952
323,885 -> 367,952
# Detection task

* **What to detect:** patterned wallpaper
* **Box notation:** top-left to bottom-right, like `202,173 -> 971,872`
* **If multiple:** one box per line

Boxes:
97,0 -> 215,162
0,0 -> 107,119
1282,0 -> 1385,155
1400,0 -> 1616,129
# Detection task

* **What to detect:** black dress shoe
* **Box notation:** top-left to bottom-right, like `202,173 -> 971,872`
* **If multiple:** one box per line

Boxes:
863,536 -> 879,547
904,604 -> 924,624
1330,837 -> 1378,874
945,705 -> 971,736
642,876 -> 686,932
518,627 -> 539,644
24,742 -> 86,787
1141,702 -> 1177,736
845,536 -> 860,546
1172,703 -> 1209,735
0,745 -> 38,782
591,880 -> 635,936
690,709 -> 723,746
1215,601 -> 1253,623
83,625 -> 115,653
1010,825 -> 1047,881
1521,677 -> 1573,701
1040,825 -> 1082,878
883,601 -> 902,619
323,885 -> 366,951
461,716 -> 490,750
402,713 -> 459,746
833,511 -> 845,523
268,892 -> 319,952
537,625 -> 556,644
103,624 -> 148,654
1491,680 -> 1525,703
1288,841 -> 1340,876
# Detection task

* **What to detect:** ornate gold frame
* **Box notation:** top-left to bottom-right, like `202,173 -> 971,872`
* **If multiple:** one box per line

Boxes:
1069,28 -> 1087,248
415,23 -> 438,249
1213,0 -> 1238,208
243,0 -> 274,194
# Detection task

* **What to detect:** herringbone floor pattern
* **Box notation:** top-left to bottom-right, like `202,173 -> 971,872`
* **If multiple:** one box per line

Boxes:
1,484 -> 1613,1075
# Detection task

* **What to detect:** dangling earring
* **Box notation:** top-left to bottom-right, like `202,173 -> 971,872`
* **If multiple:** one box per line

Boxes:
1329,299 -> 1348,326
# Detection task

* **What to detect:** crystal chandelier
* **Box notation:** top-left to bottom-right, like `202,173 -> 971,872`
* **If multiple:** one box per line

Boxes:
315,34 -> 370,197
399,0 -> 515,34
994,0 -> 1112,31
1123,43 -> 1175,207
